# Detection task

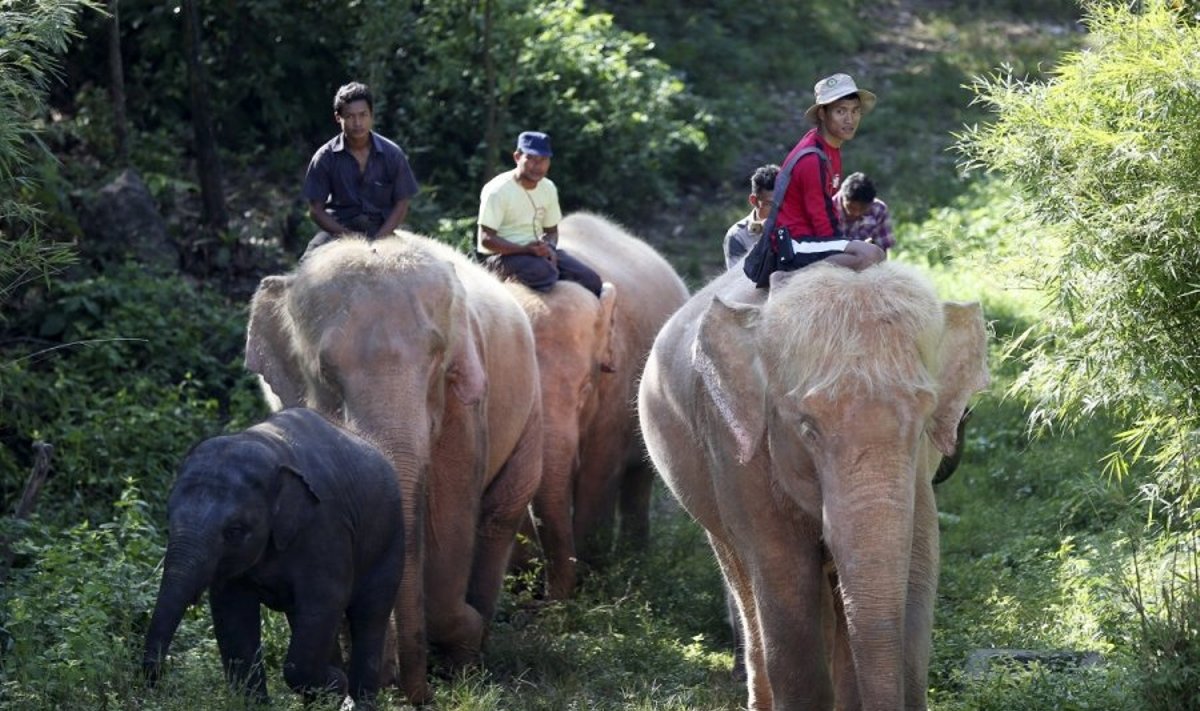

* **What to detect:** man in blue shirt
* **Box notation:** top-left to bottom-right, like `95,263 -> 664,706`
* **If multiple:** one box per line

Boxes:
301,82 -> 419,258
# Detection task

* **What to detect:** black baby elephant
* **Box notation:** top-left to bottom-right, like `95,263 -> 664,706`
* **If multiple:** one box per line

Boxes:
142,407 -> 404,704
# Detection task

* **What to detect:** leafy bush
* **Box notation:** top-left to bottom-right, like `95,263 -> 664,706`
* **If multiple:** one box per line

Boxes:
957,0 -> 1200,514
352,0 -> 711,226
0,484 -> 163,708
1122,532 -> 1200,710
0,0 -> 98,314
0,265 -> 266,524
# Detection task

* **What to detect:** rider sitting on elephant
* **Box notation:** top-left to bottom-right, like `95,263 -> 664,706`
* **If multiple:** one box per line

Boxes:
476,131 -> 603,297
836,171 -> 895,251
746,73 -> 886,284
301,81 -> 420,259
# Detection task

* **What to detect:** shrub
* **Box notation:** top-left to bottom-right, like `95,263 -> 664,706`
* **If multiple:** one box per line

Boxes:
0,265 -> 267,525
352,0 -> 711,225
1123,532 -> 1200,710
0,484 -> 163,708
956,0 -> 1200,513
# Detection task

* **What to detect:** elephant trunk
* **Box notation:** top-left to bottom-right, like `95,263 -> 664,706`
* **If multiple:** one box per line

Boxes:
366,423 -> 433,705
143,533 -> 217,685
821,454 -> 918,706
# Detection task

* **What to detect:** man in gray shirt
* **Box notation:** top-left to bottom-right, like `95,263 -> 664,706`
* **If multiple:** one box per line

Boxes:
723,164 -> 779,269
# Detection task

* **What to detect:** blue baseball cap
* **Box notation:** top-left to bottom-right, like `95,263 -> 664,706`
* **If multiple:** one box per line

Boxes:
516,131 -> 553,157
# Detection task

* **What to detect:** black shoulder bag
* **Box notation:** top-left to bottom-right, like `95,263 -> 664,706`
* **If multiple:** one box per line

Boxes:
741,145 -> 829,289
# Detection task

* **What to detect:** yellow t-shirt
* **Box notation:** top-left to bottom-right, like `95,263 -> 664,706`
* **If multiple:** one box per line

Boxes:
476,170 -> 562,254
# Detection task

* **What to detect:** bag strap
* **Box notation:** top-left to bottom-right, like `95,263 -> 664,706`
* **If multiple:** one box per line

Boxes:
761,145 -> 828,248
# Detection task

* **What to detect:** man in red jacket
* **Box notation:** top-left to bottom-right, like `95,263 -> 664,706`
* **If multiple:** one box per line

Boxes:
775,73 -> 885,272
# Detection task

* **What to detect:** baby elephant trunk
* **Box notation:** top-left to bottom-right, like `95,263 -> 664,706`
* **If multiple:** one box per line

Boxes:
142,534 -> 215,685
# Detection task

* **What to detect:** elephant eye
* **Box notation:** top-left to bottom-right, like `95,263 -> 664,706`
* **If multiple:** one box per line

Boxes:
223,523 -> 250,543
798,417 -> 821,442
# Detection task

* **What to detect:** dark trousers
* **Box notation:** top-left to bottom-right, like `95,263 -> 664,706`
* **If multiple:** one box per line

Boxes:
485,246 -> 603,297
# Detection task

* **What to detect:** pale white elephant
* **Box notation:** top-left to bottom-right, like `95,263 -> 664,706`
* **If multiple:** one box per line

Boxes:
638,263 -> 989,710
245,234 -> 542,704
506,212 -> 688,598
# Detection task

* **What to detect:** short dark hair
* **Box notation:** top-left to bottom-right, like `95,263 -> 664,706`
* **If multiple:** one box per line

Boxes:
750,164 -> 780,194
334,82 -> 373,115
840,171 -> 877,203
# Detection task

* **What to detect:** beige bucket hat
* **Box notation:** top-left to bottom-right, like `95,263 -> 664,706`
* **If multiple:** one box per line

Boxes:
803,73 -> 877,122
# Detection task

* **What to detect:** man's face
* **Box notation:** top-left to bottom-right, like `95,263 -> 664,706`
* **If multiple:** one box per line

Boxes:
336,99 -> 374,142
749,190 -> 774,221
841,194 -> 870,222
515,151 -> 551,185
820,97 -> 863,145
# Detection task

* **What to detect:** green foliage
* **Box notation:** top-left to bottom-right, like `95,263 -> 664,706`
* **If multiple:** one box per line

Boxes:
0,483 -> 163,708
0,265 -> 267,524
0,0 -> 99,311
1121,532 -> 1200,710
65,0 -> 355,159
930,372 -> 1148,710
351,0 -> 710,226
957,0 -> 1200,515
594,0 -> 864,93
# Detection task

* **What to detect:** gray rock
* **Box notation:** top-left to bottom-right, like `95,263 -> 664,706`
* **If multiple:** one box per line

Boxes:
76,168 -> 177,271
966,648 -> 1104,678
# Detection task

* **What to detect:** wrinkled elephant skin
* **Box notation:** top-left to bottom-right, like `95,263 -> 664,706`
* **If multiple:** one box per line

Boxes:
509,212 -> 688,598
142,408 -> 404,705
638,263 -> 989,710
245,235 -> 542,704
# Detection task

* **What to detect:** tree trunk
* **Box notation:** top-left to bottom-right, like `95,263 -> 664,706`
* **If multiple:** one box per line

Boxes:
107,0 -> 128,164
181,0 -> 228,230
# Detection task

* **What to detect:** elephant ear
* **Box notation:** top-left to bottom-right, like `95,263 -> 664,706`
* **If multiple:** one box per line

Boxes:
246,275 -> 306,409
930,301 -> 990,457
271,464 -> 322,552
694,296 -> 767,465
448,290 -> 487,406
595,282 -> 618,373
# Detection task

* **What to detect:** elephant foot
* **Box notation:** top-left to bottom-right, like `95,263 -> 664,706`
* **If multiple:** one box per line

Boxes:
431,640 -> 482,673
400,675 -> 433,706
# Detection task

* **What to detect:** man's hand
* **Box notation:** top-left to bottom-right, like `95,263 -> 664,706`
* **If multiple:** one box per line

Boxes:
823,240 -> 886,272
843,240 -> 886,271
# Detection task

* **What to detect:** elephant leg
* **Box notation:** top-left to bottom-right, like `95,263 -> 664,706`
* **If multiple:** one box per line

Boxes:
616,456 -> 653,551
210,585 -> 268,701
903,478 -> 939,710
723,583 -> 746,681
531,452 -> 577,600
709,534 -> 771,711
470,415 -> 544,623
749,522 -> 832,711
346,561 -> 403,703
423,510 -> 484,669
571,461 -> 620,566
283,605 -> 347,700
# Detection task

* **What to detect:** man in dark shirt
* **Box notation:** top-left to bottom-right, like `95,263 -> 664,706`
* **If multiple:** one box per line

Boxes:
301,82 -> 419,258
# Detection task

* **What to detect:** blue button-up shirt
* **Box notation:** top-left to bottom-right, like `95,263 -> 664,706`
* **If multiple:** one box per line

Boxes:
302,131 -> 419,227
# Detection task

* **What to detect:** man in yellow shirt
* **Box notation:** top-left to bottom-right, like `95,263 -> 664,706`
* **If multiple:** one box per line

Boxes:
477,131 -> 602,296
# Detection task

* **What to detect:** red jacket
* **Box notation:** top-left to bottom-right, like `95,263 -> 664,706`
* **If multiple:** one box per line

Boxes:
776,129 -> 843,239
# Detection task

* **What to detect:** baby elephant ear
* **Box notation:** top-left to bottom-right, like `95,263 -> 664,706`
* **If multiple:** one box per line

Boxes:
271,465 -> 322,552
